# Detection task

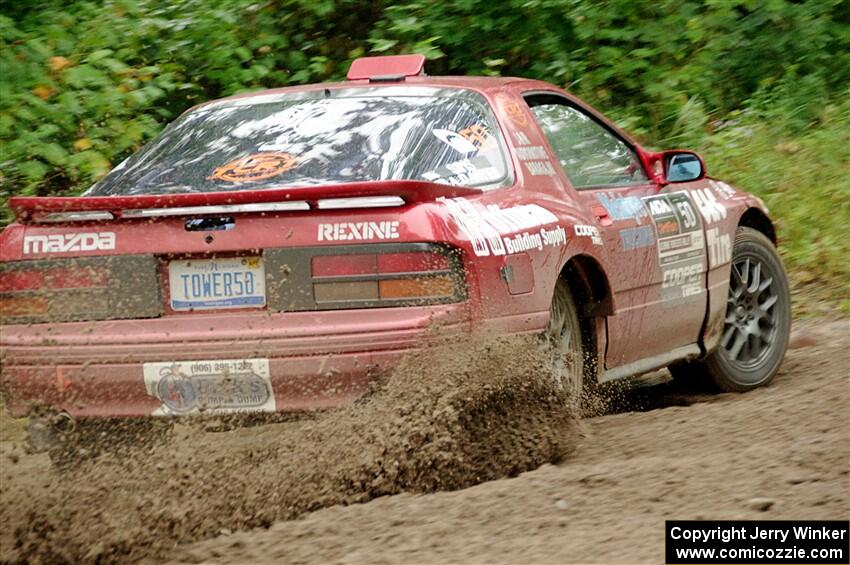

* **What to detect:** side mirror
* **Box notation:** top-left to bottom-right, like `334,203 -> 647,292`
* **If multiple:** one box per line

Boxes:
662,151 -> 705,183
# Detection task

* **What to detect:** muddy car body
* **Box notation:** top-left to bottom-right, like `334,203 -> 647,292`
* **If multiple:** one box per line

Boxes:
0,55 -> 790,422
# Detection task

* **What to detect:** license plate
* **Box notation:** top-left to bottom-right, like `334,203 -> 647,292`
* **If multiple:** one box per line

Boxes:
168,256 -> 266,311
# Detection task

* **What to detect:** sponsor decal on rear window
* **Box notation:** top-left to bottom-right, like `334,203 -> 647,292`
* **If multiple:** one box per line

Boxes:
432,129 -> 480,154
87,91 -> 511,195
422,157 -> 503,187
458,123 -> 492,149
23,232 -> 116,255
143,358 -> 275,416
209,151 -> 298,182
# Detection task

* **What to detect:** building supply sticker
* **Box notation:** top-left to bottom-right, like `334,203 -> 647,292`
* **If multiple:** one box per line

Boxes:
143,358 -> 275,416
524,160 -> 558,176
441,197 -> 565,257
510,126 -> 557,177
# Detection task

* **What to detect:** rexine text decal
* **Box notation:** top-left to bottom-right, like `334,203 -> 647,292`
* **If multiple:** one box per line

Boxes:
318,221 -> 400,241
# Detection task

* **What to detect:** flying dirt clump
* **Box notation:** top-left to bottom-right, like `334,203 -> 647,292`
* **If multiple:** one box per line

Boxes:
1,335 -> 580,564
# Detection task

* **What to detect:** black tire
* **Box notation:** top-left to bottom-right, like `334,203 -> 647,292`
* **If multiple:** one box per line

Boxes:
690,227 -> 791,391
545,280 -> 587,409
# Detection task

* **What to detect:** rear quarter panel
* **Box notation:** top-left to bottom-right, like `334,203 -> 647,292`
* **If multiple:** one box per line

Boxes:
434,84 -> 612,334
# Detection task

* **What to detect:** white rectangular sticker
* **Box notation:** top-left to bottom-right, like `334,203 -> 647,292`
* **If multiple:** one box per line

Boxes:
168,256 -> 265,311
143,358 -> 275,416
642,192 -> 707,303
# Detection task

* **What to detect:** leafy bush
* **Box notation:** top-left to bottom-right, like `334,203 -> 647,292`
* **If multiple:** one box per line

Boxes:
1,0 -> 848,292
0,0 -> 380,199
698,99 -> 850,305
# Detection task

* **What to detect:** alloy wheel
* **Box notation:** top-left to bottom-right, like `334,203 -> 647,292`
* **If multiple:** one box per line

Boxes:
720,255 -> 780,368
546,282 -> 584,405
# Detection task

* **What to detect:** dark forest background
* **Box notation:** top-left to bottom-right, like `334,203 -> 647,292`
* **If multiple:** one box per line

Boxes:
1,0 -> 848,299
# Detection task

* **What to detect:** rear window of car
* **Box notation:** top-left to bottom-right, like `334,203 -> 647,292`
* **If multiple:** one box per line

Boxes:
86,88 -> 511,196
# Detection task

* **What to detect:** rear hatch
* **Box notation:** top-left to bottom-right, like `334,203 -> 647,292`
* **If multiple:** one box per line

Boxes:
0,86 -> 511,325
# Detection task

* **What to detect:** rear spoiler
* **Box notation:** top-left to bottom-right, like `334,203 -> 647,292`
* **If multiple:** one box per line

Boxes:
9,181 -> 482,223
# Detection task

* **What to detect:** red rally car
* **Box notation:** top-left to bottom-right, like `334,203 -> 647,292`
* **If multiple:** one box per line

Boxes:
0,54 -> 790,424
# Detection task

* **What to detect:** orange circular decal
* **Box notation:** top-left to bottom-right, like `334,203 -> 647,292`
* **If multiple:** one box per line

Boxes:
210,152 -> 297,182
495,93 -> 528,127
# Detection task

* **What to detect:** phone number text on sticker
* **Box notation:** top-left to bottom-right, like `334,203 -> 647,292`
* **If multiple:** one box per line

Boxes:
143,358 -> 275,416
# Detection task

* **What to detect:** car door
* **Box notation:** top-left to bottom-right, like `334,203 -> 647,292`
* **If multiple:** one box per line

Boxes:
524,92 -> 708,370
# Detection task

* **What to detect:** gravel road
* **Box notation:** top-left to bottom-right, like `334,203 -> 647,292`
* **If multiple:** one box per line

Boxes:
1,317 -> 847,564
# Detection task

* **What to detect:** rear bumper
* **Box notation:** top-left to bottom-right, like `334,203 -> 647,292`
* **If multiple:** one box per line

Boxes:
0,305 -> 470,418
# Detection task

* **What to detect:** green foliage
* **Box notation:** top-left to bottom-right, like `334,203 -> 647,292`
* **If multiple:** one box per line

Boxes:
696,98 -> 850,304
0,0 -> 381,198
0,0 -> 848,291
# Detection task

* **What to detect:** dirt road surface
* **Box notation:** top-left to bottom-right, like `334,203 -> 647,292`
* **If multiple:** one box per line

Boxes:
1,317 -> 848,564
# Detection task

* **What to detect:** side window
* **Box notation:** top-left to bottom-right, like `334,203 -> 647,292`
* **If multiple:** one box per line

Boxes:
528,102 -> 648,189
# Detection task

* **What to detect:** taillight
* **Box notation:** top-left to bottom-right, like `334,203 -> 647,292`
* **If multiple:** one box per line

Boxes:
0,265 -> 109,319
377,276 -> 455,299
311,254 -> 377,277
0,256 -> 162,324
0,271 -> 44,291
265,244 -> 465,311
0,266 -> 110,292
377,252 -> 449,273
0,295 -> 49,318
310,252 -> 450,279
46,266 -> 110,289
310,248 -> 459,305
